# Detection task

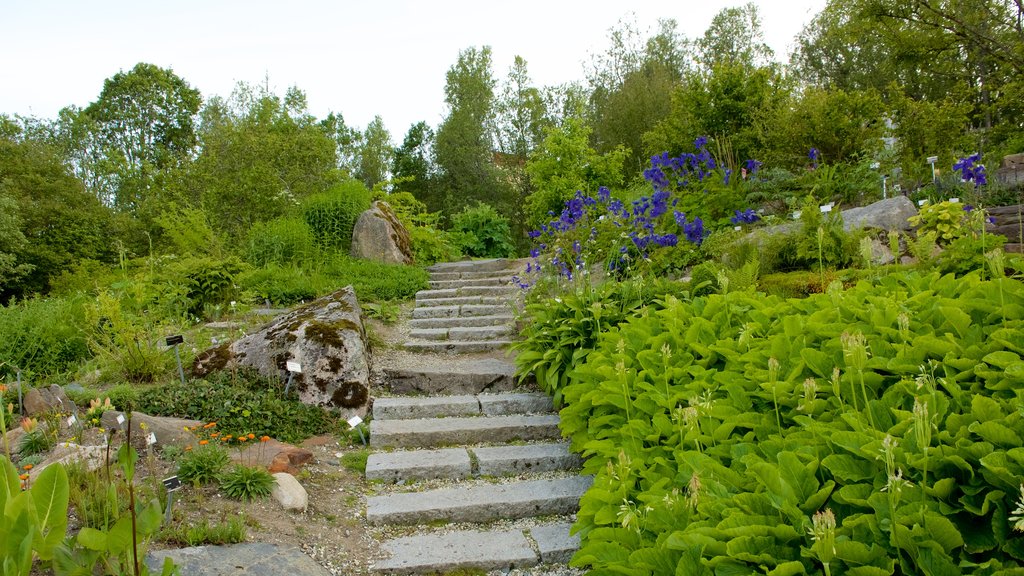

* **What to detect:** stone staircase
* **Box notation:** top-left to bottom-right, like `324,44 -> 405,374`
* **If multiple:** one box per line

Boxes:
366,393 -> 588,574
404,259 -> 522,353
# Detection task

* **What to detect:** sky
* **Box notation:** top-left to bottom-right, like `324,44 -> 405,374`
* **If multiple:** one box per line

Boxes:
2,0 -> 826,139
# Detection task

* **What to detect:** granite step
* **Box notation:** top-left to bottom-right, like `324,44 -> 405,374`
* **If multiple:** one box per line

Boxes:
370,414 -> 561,448
428,277 -> 511,289
414,295 -> 508,307
410,304 -> 510,319
365,476 -> 592,525
427,259 -> 520,274
383,358 -> 519,395
373,393 -> 553,420
365,442 -> 580,482
408,325 -> 513,342
416,286 -> 515,300
408,314 -> 513,330
371,522 -> 578,574
402,339 -> 514,353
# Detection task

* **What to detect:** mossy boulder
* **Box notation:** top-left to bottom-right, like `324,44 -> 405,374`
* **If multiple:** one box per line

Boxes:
350,200 -> 414,265
192,286 -> 370,416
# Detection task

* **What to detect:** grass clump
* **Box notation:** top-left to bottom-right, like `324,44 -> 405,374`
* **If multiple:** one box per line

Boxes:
218,464 -> 275,501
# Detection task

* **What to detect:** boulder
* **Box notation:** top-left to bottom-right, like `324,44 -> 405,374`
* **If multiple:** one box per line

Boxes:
100,411 -> 200,451
350,201 -> 414,265
840,196 -> 918,232
229,438 -> 314,475
271,472 -> 308,512
28,443 -> 108,483
24,385 -> 75,417
192,287 -> 370,417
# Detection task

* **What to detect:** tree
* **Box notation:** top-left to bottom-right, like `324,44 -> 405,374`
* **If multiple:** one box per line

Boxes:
587,18 -> 690,173
83,62 -> 202,213
320,111 -> 362,178
525,117 -> 627,227
175,83 -> 340,241
695,3 -> 774,70
434,46 -> 512,217
392,121 -> 437,207
495,56 -> 549,158
356,116 -> 393,190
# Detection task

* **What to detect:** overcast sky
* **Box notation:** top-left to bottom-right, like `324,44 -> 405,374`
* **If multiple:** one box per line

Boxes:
2,0 -> 826,138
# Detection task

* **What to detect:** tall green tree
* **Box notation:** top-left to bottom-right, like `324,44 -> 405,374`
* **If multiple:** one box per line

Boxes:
172,83 -> 340,241
695,2 -> 774,69
356,115 -> 393,190
320,111 -> 362,178
393,121 -> 438,207
495,56 -> 549,158
434,46 -> 512,217
82,62 -> 202,213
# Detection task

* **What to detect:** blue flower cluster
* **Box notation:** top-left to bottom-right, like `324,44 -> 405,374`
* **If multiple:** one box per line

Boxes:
643,137 -> 719,191
953,153 -> 987,187
808,147 -> 820,168
730,208 -> 760,225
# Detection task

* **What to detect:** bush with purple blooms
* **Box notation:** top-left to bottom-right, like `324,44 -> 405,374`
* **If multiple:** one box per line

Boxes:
953,153 -> 987,187
515,137 -> 773,289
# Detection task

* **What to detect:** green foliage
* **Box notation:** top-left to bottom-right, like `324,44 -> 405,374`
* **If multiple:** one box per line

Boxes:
65,459 -> 160,532
237,265 -> 318,306
155,256 -> 247,317
0,295 -> 91,380
449,202 -> 516,258
549,270 -> 1024,574
157,515 -> 247,546
0,455 -> 69,571
153,207 -> 223,257
133,369 -> 337,444
176,444 -> 229,485
341,449 -> 369,474
303,180 -> 372,252
17,428 -> 54,457
321,256 -> 428,302
380,190 -> 461,265
246,217 -> 316,267
512,278 -> 689,405
218,465 -> 274,501
909,200 -> 981,245
84,291 -> 170,383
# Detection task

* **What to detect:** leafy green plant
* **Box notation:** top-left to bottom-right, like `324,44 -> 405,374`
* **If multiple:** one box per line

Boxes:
909,200 -> 977,245
176,444 -> 229,485
341,449 -> 369,474
0,295 -> 91,380
303,180 -> 372,252
237,265 -> 319,306
246,217 -> 316,267
157,515 -> 247,546
218,464 -> 274,501
0,454 -> 69,574
83,291 -> 170,383
449,202 -> 516,258
549,270 -> 1024,574
17,426 -> 54,457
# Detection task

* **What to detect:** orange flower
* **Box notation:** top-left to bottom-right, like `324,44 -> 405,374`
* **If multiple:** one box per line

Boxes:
19,474 -> 28,480
210,432 -> 220,438
0,384 -> 6,393
223,435 -> 232,440
238,436 -> 248,442
260,436 -> 270,442
22,464 -> 33,470
185,445 -> 193,451
204,422 -> 216,429
199,440 -> 209,445
247,433 -> 255,440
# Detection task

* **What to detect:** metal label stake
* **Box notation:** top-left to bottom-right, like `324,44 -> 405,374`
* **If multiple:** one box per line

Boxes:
285,361 -> 302,397
165,335 -> 186,386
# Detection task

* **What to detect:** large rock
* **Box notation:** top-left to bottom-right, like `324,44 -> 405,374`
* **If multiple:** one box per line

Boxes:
229,438 -> 314,475
350,201 -> 414,265
24,385 -> 75,417
840,196 -> 918,232
271,472 -> 308,512
99,411 -> 200,450
192,287 -> 370,416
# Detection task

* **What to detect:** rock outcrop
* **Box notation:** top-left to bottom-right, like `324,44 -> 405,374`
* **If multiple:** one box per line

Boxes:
192,287 -> 370,416
24,384 -> 75,417
350,201 -> 414,265
840,195 -> 918,232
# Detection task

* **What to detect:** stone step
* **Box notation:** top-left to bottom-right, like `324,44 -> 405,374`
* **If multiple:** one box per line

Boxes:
402,340 -> 514,353
365,442 -> 579,483
416,286 -> 514,300
415,295 -> 508,307
408,314 -> 513,330
427,259 -> 520,274
410,304 -> 509,319
428,277 -> 511,289
383,358 -> 519,395
373,393 -> 553,420
370,414 -> 561,448
371,522 -> 578,574
365,476 -> 593,525
408,325 -> 513,342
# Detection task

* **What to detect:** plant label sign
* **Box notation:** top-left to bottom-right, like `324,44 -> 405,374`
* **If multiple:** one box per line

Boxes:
819,204 -> 833,213
146,432 -> 157,446
286,361 -> 302,374
67,414 -> 77,427
927,155 -> 939,163
919,199 -> 929,207
116,414 -> 125,427
347,415 -> 363,428
162,476 -> 182,492
950,197 -> 960,203
165,335 -> 184,346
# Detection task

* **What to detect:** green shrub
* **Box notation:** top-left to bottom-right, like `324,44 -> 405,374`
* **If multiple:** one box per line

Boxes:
84,291 -> 170,383
246,218 -> 316,267
556,270 -> 1024,574
177,444 -> 229,485
237,265 -> 319,306
449,202 -> 516,258
512,278 -> 689,405
17,427 -> 54,456
157,256 -> 248,317
303,180 -> 372,252
158,515 -> 247,546
0,295 -> 91,380
218,464 -> 274,501
323,255 -> 428,302
133,369 -> 337,444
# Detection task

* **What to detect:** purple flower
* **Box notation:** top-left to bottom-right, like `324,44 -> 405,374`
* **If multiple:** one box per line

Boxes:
730,208 -> 760,225
529,248 -> 540,258
809,148 -> 820,162
964,204 -> 975,213
683,217 -> 706,245
745,159 -> 762,174
527,230 -> 541,239
694,136 -> 708,150
598,186 -> 611,202
724,169 -> 732,185
673,210 -> 688,228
